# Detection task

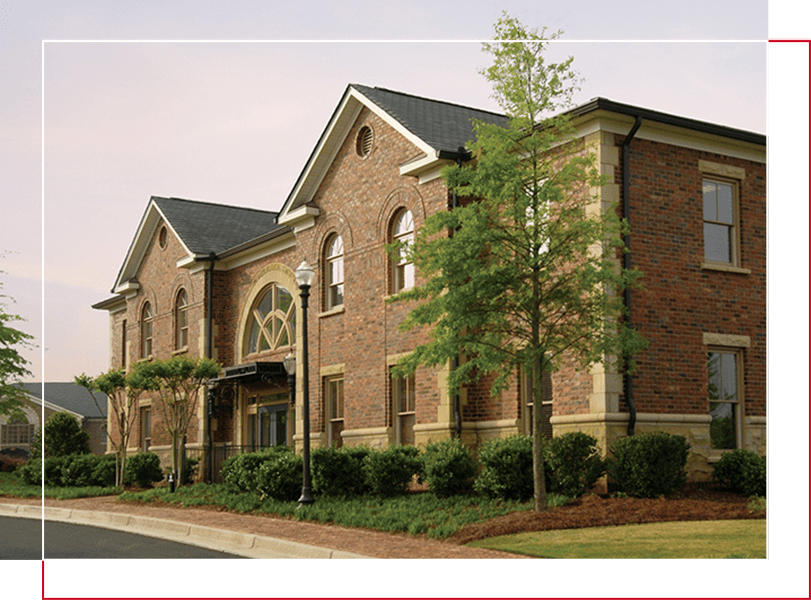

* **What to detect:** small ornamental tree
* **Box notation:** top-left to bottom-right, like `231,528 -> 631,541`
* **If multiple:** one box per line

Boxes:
389,14 -> 647,511
0,264 -> 35,422
133,356 -> 220,486
75,368 -> 151,486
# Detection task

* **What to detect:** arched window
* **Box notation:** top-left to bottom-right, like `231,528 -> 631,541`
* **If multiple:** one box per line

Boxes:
141,302 -> 153,359
325,234 -> 344,310
244,284 -> 295,355
391,209 -> 414,293
175,289 -> 188,350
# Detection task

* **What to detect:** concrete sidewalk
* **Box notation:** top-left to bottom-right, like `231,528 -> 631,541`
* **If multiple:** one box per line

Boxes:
0,503 -> 370,559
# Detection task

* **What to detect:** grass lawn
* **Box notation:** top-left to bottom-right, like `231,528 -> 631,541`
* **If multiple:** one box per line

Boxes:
468,519 -> 766,558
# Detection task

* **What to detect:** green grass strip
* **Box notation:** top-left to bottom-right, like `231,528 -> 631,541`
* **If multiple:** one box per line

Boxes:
468,520 -> 766,558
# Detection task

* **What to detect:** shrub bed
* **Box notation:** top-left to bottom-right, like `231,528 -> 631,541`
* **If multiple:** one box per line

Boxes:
712,449 -> 766,497
421,438 -> 477,497
474,435 -> 533,501
607,431 -> 690,498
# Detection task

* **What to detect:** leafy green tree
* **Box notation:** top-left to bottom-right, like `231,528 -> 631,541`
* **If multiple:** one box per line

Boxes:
0,268 -> 35,422
390,14 -> 647,511
40,411 -> 91,457
133,356 -> 220,485
75,368 -> 151,486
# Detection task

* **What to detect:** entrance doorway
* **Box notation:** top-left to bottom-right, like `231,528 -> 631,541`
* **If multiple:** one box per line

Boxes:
257,403 -> 288,448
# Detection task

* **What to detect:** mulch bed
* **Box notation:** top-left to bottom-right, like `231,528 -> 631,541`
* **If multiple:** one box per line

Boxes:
447,486 -> 765,545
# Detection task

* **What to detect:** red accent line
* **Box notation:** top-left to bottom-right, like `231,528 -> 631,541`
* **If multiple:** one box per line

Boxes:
769,38 -> 811,44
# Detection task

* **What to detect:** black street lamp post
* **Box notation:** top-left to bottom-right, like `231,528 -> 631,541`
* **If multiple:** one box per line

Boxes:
295,261 -> 315,506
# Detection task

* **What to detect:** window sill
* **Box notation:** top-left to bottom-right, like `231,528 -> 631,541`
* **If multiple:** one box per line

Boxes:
318,306 -> 345,319
172,347 -> 189,356
700,262 -> 751,275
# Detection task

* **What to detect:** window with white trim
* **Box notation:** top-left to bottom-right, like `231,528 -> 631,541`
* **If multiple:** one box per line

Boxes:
244,284 -> 295,355
325,376 -> 344,448
391,209 -> 414,293
391,369 -> 415,446
708,349 -> 742,450
175,289 -> 188,350
703,178 -> 739,266
325,234 -> 344,310
141,302 -> 153,359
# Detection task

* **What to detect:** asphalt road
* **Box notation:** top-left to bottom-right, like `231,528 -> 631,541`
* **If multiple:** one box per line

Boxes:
0,517 -> 242,559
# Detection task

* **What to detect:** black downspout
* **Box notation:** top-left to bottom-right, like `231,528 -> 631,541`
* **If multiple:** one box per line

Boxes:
451,152 -> 463,439
622,117 -> 642,436
206,252 -> 216,483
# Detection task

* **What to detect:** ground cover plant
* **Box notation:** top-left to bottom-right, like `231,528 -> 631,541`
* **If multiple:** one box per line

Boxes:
118,482 -> 532,539
0,470 -> 120,499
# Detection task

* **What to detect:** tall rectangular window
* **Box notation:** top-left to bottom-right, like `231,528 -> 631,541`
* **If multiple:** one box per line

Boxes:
708,350 -> 742,450
391,370 -> 415,446
325,376 -> 344,448
121,320 -> 127,369
140,407 -> 151,451
703,179 -> 739,265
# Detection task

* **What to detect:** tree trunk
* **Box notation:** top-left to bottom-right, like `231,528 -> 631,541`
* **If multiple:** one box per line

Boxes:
532,356 -> 548,511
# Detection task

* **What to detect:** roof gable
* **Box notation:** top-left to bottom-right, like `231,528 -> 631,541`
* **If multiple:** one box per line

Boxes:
112,197 -> 280,293
277,84 -> 508,226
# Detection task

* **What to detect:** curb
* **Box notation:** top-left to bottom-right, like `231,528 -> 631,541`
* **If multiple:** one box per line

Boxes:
0,503 -> 371,559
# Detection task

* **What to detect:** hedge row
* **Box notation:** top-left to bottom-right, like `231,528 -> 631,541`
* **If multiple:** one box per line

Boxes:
17,452 -> 164,488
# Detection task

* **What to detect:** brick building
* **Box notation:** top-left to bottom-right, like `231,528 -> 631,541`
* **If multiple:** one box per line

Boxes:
93,85 -> 766,481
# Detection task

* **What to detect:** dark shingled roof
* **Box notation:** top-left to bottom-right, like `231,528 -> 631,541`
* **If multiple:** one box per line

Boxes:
351,85 -> 508,154
153,197 -> 282,256
19,383 -> 107,418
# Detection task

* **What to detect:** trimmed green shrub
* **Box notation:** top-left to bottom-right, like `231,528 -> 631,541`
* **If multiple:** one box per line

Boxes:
607,431 -> 690,498
544,432 -> 605,498
254,451 -> 303,501
421,438 -> 477,497
362,445 -> 422,496
124,452 -> 164,488
183,456 -> 200,484
90,454 -> 118,487
18,457 -> 42,485
44,455 -> 70,486
221,447 -> 291,493
712,449 -> 766,497
474,435 -> 533,501
62,454 -> 104,487
41,412 -> 91,458
312,446 -> 371,496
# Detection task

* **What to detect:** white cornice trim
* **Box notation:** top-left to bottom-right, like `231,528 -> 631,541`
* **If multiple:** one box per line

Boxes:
573,111 -> 766,163
217,231 -> 297,271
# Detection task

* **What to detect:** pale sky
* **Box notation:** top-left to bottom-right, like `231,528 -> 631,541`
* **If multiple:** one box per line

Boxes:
1,1 -> 809,598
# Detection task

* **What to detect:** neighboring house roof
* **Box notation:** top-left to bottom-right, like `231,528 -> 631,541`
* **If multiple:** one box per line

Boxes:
110,196 -> 283,294
18,382 -> 107,419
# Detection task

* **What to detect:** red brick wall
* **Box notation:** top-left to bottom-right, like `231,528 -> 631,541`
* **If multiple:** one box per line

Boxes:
622,138 -> 766,417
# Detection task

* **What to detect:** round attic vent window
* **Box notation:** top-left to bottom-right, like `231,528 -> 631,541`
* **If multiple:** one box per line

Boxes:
158,226 -> 168,249
356,125 -> 373,157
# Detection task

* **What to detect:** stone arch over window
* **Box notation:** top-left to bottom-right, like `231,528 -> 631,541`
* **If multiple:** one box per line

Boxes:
235,263 -> 298,362
324,233 -> 344,310
390,208 -> 414,293
174,288 -> 189,350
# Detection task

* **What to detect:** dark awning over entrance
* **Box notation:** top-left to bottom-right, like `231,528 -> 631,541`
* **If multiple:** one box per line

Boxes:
210,362 -> 287,385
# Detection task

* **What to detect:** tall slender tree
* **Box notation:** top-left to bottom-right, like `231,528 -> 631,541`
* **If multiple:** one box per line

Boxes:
75,368 -> 150,486
390,13 -> 647,510
134,356 -> 220,486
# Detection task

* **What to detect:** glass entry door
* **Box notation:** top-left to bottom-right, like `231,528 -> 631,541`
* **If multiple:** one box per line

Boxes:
257,403 -> 288,448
